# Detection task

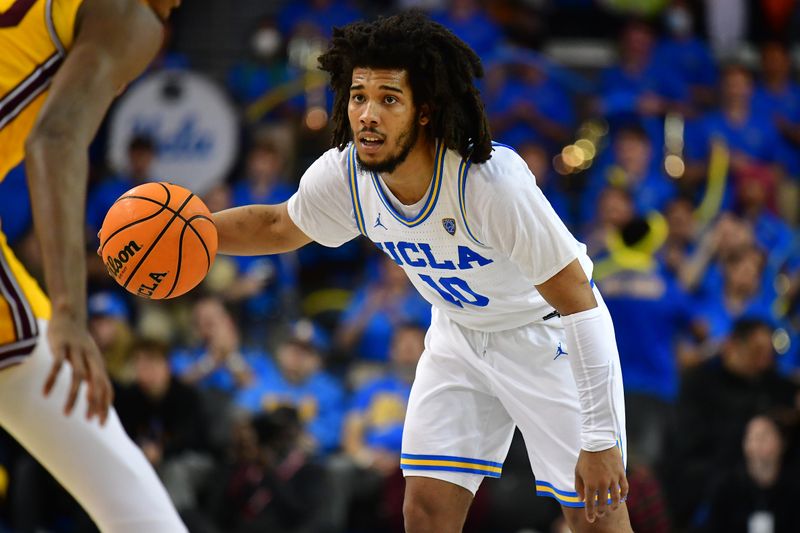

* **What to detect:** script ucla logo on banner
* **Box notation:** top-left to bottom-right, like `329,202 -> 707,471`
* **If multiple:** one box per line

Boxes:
108,70 -> 239,195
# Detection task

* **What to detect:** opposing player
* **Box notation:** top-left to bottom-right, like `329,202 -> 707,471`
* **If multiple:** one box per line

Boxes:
0,0 -> 187,530
213,12 -> 631,533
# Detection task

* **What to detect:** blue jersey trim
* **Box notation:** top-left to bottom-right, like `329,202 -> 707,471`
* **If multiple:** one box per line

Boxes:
490,141 -> 518,153
400,464 -> 502,478
401,453 -> 503,468
457,158 -> 487,247
347,145 -> 367,236
370,140 -> 445,227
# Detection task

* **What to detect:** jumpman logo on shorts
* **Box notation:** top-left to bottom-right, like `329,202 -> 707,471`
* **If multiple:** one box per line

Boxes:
374,212 -> 387,229
554,342 -> 568,360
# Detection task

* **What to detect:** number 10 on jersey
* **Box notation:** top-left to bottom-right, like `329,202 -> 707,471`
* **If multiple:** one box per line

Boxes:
418,274 -> 489,308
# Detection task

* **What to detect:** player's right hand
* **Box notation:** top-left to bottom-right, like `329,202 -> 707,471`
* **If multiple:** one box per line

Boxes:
42,312 -> 113,425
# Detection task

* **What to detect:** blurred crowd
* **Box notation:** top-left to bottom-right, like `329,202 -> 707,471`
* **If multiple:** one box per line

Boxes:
1,0 -> 800,532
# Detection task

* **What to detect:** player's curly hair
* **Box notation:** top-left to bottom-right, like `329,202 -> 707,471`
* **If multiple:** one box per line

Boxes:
318,10 -> 493,163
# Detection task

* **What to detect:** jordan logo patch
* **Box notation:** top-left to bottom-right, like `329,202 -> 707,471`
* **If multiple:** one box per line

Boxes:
554,342 -> 568,360
374,213 -> 387,230
442,218 -> 456,235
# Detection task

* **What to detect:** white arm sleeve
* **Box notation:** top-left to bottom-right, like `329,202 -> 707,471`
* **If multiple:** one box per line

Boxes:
561,305 -> 620,452
287,148 -> 360,248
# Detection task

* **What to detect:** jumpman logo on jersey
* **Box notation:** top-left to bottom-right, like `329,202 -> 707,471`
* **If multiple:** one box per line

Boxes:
554,342 -> 568,360
374,212 -> 387,230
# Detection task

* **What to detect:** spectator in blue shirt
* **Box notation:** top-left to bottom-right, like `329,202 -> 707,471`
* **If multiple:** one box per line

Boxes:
328,322 -> 425,532
754,41 -> 800,181
695,246 -> 777,352
486,55 -> 575,154
580,124 -> 677,226
735,166 -> 794,271
236,320 -> 346,455
754,40 -> 800,225
597,19 -> 690,145
596,216 -> 698,466
431,0 -> 502,59
658,196 -> 699,281
653,0 -> 718,109
519,142 -> 574,229
171,296 -> 272,395
226,138 -> 299,336
684,63 -> 784,211
278,0 -> 362,41
337,254 -> 431,363
226,16 -> 304,122
86,135 -> 156,238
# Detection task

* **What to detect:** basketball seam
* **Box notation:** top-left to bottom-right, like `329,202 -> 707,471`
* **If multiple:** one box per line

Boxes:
165,222 -> 188,298
99,185 -> 172,252
164,215 -> 214,298
115,196 -> 214,253
164,215 -> 213,298
184,215 -> 213,266
121,193 -> 196,290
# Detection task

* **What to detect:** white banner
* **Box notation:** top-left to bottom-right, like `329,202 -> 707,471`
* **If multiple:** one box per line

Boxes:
108,70 -> 239,195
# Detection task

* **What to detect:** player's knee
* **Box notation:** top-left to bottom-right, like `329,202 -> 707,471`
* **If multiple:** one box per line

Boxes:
403,489 -> 466,533
403,493 -> 439,533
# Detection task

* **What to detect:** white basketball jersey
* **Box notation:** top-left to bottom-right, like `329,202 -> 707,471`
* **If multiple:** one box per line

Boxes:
287,141 -> 593,332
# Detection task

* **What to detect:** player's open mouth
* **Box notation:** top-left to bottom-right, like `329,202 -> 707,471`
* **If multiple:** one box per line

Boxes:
358,134 -> 385,154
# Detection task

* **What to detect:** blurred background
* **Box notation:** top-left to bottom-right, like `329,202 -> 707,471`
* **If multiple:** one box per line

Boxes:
2,0 -> 800,531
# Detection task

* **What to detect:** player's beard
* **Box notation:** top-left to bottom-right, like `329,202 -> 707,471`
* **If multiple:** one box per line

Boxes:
356,119 -> 420,174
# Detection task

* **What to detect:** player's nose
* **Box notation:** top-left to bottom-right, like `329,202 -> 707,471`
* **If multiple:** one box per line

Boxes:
359,101 -> 379,126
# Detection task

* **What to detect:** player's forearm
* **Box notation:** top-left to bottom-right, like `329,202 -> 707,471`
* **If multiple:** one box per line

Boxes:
212,203 -> 311,256
25,134 -> 90,319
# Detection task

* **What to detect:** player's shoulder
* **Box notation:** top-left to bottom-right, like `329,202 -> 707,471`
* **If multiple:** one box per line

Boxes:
466,141 -> 534,193
301,145 -> 352,182
317,145 -> 352,173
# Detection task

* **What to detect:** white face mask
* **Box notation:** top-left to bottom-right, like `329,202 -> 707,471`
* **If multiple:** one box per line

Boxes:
251,28 -> 281,59
666,8 -> 693,36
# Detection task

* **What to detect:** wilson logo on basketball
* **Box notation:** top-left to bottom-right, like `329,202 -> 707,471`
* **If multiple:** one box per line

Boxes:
138,272 -> 168,298
105,240 -> 142,278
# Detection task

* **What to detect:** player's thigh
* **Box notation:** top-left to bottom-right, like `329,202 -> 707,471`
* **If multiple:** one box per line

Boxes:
562,503 -> 633,533
489,317 -> 626,507
402,321 -> 516,496
0,320 -> 185,532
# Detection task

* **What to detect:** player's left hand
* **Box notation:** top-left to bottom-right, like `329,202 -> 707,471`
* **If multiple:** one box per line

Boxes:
42,312 -> 113,425
574,447 -> 628,524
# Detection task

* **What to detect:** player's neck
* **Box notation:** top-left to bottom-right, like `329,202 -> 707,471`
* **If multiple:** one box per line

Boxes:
380,137 -> 437,205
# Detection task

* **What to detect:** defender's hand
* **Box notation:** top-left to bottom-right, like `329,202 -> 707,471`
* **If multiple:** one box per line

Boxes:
42,313 -> 113,425
574,447 -> 628,523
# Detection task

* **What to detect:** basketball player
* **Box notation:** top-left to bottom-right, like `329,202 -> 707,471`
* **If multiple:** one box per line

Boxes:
0,0 -> 186,530
213,12 -> 631,533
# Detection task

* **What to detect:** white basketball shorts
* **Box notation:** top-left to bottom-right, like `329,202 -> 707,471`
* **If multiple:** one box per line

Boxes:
401,289 -> 627,508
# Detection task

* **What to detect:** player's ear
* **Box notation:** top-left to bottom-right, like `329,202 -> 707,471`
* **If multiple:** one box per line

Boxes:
418,104 -> 431,126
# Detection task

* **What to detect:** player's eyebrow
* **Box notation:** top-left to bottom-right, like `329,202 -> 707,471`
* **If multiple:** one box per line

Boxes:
349,84 -> 404,93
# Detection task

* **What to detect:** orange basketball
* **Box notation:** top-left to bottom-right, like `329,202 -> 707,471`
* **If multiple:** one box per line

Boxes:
99,182 -> 218,299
